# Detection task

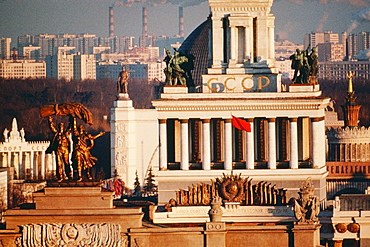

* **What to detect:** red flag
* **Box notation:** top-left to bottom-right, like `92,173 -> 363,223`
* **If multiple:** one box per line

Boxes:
232,115 -> 251,132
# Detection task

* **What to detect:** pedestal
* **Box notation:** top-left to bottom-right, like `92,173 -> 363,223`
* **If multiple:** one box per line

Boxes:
4,185 -> 144,231
292,223 -> 321,247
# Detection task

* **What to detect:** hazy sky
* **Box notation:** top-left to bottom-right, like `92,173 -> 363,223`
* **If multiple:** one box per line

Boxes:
1,0 -> 370,45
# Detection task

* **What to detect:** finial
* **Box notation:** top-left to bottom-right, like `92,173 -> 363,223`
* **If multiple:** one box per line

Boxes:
347,71 -> 354,94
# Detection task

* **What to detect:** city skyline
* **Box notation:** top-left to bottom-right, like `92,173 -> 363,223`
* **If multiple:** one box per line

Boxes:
1,0 -> 370,46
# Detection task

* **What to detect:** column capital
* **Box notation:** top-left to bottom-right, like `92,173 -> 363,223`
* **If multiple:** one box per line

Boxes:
267,118 -> 276,123
311,116 -> 325,122
180,119 -> 189,124
245,118 -> 254,122
202,119 -> 211,124
159,119 -> 167,124
224,118 -> 232,123
289,118 -> 298,122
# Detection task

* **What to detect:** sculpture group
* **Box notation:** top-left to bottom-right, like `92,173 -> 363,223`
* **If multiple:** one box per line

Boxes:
163,48 -> 195,86
290,44 -> 318,84
40,103 -> 104,182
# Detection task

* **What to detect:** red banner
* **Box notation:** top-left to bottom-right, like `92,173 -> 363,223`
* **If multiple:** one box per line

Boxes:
232,115 -> 251,132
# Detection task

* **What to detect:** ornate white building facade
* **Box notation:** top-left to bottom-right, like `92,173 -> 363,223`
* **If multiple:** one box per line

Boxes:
0,118 -> 55,180
111,0 -> 330,204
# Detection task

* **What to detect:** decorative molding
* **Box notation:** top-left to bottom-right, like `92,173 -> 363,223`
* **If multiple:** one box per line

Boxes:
327,126 -> 370,140
17,223 -> 123,247
155,104 -> 322,112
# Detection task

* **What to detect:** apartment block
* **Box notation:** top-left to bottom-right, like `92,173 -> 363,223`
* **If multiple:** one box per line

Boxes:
317,43 -> 345,62
0,38 -> 12,60
0,60 -> 46,79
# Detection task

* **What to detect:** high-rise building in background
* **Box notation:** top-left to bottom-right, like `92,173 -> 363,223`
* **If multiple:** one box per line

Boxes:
317,43 -> 345,62
73,54 -> 96,80
0,38 -> 12,60
0,60 -> 46,79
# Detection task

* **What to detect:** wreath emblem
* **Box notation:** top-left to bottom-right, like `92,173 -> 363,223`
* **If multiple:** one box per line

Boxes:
216,173 -> 247,202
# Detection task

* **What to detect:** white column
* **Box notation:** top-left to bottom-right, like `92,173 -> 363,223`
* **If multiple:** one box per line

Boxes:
2,153 -> 7,167
202,119 -> 211,170
7,151 -> 11,167
41,151 -> 45,180
159,119 -> 167,170
180,119 -> 189,170
289,118 -> 299,169
268,26 -> 275,60
211,15 -> 224,68
46,153 -> 53,180
229,25 -> 237,64
30,151 -> 35,179
224,119 -> 233,170
312,117 -> 326,168
268,118 -> 276,169
246,119 -> 255,169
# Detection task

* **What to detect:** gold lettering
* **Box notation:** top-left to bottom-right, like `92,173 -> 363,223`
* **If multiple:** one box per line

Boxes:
258,76 -> 270,91
206,78 -> 219,92
241,75 -> 254,91
224,77 -> 236,91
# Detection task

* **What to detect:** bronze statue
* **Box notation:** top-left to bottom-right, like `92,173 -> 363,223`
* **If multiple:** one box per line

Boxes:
46,116 -> 72,181
163,48 -> 173,85
72,118 -> 104,181
40,103 -> 93,125
41,103 -> 102,182
290,49 -> 303,83
117,67 -> 129,94
163,49 -> 189,86
308,47 -> 318,78
171,51 -> 188,86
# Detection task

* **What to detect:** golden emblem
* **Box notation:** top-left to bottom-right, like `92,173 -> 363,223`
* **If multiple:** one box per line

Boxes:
216,173 -> 247,202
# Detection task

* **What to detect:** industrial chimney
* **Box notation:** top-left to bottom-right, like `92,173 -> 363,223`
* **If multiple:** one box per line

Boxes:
142,7 -> 148,47
109,6 -> 114,37
179,7 -> 184,38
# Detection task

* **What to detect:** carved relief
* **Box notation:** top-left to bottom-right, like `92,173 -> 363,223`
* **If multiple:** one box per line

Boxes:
174,174 -> 287,206
293,177 -> 320,224
17,223 -> 122,247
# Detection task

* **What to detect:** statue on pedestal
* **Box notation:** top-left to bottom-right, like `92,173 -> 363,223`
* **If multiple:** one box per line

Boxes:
117,66 -> 129,94
46,116 -> 72,182
72,118 -> 104,181
41,103 -> 104,182
163,49 -> 191,86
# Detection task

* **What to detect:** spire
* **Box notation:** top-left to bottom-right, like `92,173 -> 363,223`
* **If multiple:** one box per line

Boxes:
341,72 -> 362,127
9,118 -> 21,141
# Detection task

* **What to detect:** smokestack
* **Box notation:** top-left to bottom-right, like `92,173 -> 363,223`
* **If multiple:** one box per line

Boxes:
179,7 -> 184,38
142,7 -> 148,47
109,6 -> 114,37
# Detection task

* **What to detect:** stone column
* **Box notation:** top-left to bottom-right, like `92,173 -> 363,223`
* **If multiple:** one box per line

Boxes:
268,118 -> 276,169
202,119 -> 211,170
180,119 -> 189,170
246,118 -> 254,169
7,151 -> 11,168
311,117 -> 326,168
289,118 -> 298,169
224,119 -> 232,170
211,15 -> 224,68
40,151 -> 45,180
229,25 -> 237,65
2,153 -> 7,167
159,119 -> 167,170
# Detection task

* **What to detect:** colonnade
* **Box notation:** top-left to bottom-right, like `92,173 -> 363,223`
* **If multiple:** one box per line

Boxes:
0,150 -> 55,180
159,117 -> 325,170
328,143 -> 370,162
210,12 -> 275,68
